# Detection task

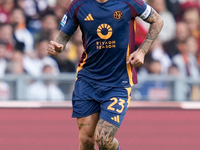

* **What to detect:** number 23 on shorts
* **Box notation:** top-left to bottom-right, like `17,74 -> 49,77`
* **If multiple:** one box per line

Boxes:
107,97 -> 127,113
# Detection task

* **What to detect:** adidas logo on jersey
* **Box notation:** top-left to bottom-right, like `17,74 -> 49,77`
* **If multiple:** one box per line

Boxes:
84,13 -> 94,21
111,115 -> 120,123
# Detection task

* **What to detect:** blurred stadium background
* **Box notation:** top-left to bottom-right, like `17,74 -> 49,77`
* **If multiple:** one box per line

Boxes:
0,0 -> 200,149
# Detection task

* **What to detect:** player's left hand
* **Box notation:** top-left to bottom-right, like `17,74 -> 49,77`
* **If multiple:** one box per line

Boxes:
127,49 -> 145,67
47,41 -> 64,56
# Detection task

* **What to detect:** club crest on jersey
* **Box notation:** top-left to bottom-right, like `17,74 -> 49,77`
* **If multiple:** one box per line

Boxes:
113,10 -> 123,20
60,14 -> 67,26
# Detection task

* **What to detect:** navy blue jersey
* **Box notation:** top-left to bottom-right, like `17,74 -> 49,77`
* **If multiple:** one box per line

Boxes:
59,0 -> 152,87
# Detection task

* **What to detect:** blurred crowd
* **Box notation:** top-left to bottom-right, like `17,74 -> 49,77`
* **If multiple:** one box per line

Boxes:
0,0 -> 199,101
0,0 -> 83,78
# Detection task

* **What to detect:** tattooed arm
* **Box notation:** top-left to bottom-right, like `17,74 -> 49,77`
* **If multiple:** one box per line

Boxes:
47,31 -> 71,55
127,8 -> 164,67
139,8 -> 164,54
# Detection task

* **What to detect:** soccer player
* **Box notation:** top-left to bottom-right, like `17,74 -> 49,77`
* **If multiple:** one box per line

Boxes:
47,0 -> 163,149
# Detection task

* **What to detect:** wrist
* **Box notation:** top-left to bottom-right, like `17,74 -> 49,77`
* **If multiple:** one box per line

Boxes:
138,49 -> 147,55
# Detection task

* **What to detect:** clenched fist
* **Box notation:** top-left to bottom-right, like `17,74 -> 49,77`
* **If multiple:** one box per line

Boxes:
127,49 -> 146,67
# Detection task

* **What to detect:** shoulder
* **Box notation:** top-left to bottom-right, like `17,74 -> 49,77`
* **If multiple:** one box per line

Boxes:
122,0 -> 146,7
122,0 -> 150,17
67,0 -> 90,11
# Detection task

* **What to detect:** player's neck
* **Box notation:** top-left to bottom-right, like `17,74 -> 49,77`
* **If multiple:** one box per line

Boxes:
96,0 -> 108,3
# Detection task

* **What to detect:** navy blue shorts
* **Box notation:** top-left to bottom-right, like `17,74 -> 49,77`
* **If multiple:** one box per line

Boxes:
72,78 -> 131,127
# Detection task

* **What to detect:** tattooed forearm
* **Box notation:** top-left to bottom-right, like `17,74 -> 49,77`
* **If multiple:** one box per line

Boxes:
54,31 -> 71,50
138,8 -> 164,54
95,119 -> 119,150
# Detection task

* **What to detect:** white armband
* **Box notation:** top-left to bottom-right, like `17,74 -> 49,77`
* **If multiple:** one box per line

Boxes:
139,5 -> 152,20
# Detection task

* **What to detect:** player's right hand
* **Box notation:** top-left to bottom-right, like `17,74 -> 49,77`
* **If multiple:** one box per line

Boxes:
47,41 -> 64,55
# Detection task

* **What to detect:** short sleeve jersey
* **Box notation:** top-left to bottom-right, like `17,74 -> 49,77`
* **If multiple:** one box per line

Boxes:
60,0 -> 152,87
